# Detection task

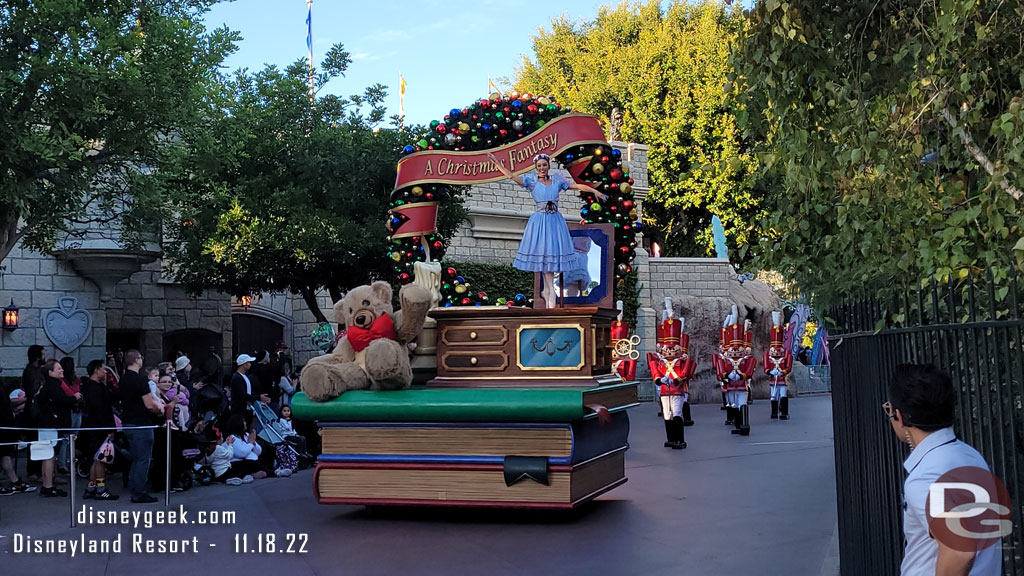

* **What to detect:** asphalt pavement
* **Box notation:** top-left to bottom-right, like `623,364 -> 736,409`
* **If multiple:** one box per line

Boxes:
0,395 -> 839,576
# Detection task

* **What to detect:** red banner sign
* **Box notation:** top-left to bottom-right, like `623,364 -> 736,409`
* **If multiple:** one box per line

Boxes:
393,113 -> 608,190
391,201 -> 439,239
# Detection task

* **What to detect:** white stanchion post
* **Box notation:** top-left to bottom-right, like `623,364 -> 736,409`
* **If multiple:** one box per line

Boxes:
69,433 -> 77,528
165,420 -> 171,507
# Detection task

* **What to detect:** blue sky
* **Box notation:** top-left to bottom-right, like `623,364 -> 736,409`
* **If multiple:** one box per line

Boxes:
203,0 -> 624,127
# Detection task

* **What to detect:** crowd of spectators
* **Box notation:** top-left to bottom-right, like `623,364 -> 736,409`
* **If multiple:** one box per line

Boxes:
0,343 -> 314,503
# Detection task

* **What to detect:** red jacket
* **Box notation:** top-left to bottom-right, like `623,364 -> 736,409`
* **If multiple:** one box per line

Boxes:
763,350 -> 793,386
713,354 -> 757,391
647,353 -> 696,396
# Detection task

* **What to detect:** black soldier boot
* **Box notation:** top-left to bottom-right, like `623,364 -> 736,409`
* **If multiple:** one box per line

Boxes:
770,400 -> 779,419
664,420 -> 674,448
725,406 -> 735,426
682,402 -> 695,426
672,417 -> 687,449
739,405 -> 751,435
780,397 -> 790,420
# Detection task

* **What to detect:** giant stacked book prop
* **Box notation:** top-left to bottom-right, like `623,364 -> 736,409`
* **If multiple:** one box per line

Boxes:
293,381 -> 636,508
293,229 -> 639,508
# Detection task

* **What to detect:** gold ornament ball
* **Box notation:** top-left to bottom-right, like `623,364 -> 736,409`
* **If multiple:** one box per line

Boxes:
620,182 -> 632,194
592,163 -> 605,175
455,285 -> 468,294
391,252 -> 402,261
411,186 -> 424,197
629,209 -> 638,219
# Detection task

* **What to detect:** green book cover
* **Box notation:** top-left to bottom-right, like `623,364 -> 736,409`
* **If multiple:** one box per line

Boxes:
290,382 -> 636,423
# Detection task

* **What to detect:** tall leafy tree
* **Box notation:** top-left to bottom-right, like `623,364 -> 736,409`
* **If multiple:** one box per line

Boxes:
734,0 -> 1024,304
515,0 -> 760,259
165,45 -> 466,322
0,0 -> 237,264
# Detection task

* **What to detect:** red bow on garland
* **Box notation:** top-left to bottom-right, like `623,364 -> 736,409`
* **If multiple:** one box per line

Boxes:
346,314 -> 398,352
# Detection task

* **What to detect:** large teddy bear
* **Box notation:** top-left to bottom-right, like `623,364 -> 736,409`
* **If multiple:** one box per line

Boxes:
301,281 -> 431,402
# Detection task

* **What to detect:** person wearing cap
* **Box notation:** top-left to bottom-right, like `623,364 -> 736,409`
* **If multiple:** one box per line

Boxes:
174,355 -> 193,396
646,298 -> 695,449
764,311 -> 794,420
886,364 -> 1001,576
229,354 -> 269,429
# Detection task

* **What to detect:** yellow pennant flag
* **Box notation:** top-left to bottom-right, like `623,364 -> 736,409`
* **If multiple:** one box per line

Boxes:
488,76 -> 501,97
399,73 -> 407,118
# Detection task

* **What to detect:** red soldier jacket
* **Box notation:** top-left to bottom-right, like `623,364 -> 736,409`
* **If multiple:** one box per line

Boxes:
712,354 -> 757,391
647,353 -> 696,396
762,351 -> 793,386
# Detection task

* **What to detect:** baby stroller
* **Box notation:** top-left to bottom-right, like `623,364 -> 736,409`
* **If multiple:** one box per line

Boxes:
251,402 -> 312,470
193,380 -> 228,425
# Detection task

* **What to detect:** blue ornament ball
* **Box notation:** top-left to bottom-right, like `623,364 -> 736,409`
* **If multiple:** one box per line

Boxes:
511,100 -> 522,110
565,153 -> 575,162
450,108 -> 461,118
634,221 -> 642,231
612,149 -> 621,158
514,293 -> 526,303
403,145 -> 415,155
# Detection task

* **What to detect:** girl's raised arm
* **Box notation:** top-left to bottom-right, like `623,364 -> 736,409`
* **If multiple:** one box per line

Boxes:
486,151 -> 525,187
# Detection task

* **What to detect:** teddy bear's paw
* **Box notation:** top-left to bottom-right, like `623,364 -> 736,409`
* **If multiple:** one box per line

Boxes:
300,363 -> 337,402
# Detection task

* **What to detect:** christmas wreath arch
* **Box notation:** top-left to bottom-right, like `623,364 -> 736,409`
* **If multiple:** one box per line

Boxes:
387,92 -> 639,307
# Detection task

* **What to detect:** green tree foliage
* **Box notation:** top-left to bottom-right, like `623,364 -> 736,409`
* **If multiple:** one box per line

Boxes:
734,0 -> 1024,305
165,45 -> 466,322
515,0 -> 759,259
0,0 -> 236,264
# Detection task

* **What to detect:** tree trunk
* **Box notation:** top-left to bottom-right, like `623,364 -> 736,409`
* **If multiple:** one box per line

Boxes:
941,107 -> 1022,201
300,287 -> 328,324
0,212 -> 24,266
327,285 -> 343,304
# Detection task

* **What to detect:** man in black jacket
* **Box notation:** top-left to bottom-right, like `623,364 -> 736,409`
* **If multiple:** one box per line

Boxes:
19,345 -> 45,479
81,360 -> 119,500
230,354 -> 269,429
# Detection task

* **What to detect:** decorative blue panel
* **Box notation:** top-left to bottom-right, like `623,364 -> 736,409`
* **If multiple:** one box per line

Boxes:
517,326 -> 585,370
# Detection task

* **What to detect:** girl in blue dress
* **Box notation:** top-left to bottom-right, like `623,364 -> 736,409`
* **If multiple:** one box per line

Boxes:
486,152 -> 605,308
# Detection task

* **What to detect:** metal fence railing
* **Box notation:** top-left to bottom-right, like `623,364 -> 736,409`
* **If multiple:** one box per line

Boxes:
792,363 -> 831,395
828,268 -> 1024,576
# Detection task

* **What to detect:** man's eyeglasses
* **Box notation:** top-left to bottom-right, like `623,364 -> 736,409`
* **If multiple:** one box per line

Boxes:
882,401 -> 896,420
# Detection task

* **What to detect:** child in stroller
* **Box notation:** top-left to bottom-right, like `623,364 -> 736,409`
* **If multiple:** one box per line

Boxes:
251,402 -> 312,475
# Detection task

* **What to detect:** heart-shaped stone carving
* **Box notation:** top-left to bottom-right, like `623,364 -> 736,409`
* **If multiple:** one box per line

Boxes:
43,297 -> 93,353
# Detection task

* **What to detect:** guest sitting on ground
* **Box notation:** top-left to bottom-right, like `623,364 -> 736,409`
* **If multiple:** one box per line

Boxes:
197,428 -> 249,484
225,415 -> 270,483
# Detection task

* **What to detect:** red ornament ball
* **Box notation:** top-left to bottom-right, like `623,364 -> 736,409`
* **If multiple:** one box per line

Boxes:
609,168 -> 623,181
398,273 -> 411,284
436,125 -> 447,134
446,267 -> 457,277
460,297 -> 471,305
527,104 -> 538,115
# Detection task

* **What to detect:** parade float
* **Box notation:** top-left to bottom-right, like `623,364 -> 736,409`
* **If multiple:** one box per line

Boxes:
291,93 -> 643,508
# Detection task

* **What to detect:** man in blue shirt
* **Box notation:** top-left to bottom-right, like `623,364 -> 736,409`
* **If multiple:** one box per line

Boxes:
885,364 -> 1003,576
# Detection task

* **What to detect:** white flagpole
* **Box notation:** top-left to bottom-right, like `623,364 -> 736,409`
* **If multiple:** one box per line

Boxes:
305,0 -> 314,101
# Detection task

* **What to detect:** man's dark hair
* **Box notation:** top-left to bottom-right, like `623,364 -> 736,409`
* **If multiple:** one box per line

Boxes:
889,364 -> 956,431
87,359 -> 105,377
28,345 -> 44,364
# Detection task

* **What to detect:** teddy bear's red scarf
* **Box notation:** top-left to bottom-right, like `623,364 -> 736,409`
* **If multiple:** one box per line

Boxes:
347,314 -> 399,352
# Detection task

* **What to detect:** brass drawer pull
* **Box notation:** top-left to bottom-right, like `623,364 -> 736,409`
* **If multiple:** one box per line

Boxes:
470,357 -> 478,365
470,331 -> 478,340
